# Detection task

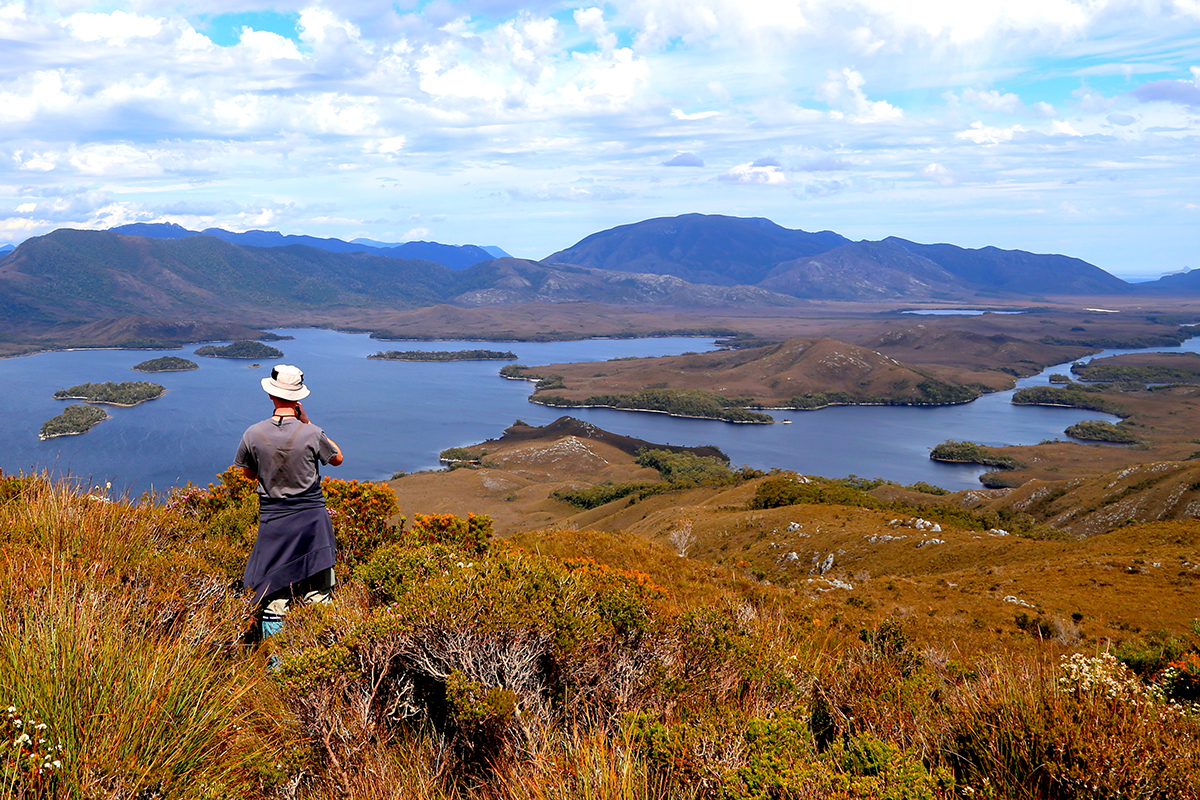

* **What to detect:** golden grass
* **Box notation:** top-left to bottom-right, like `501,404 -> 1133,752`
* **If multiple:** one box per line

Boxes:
1,470 -> 1198,798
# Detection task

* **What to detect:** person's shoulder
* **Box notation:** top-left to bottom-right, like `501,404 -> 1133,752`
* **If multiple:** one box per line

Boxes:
241,418 -> 274,436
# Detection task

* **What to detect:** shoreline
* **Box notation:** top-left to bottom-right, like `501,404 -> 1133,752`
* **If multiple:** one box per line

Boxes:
526,397 -> 773,424
54,391 -> 165,408
39,429 -> 86,441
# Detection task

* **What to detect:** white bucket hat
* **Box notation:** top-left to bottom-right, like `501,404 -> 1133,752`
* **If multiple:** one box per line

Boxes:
261,364 -> 311,401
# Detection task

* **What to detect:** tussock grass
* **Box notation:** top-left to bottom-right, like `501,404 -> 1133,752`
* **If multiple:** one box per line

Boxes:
0,473 -> 288,798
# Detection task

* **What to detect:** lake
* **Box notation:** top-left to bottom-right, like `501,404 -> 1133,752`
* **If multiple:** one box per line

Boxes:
0,329 -> 1162,495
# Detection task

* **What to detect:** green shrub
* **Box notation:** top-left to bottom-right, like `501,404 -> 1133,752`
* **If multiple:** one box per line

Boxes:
728,714 -> 945,800
445,669 -> 519,762
551,482 -> 658,509
1065,420 -> 1137,443
750,474 -> 880,510
979,470 -> 1022,489
636,448 -> 737,487
323,477 -> 405,568
929,440 -> 1019,469
438,446 -> 476,462
1157,654 -> 1200,704
536,388 -> 773,423
1012,385 -> 1128,417
1113,631 -> 1192,676
407,512 -> 492,554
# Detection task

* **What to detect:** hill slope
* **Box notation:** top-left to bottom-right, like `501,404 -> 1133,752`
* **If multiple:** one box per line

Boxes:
759,239 -> 966,300
0,229 -> 454,324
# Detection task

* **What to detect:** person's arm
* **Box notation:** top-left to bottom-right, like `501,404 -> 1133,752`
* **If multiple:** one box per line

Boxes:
297,402 -> 344,467
327,438 -> 344,467
234,434 -> 258,482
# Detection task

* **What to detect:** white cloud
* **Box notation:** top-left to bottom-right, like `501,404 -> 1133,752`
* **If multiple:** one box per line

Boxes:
67,145 -> 165,177
0,218 -> 44,233
574,7 -> 617,51
12,151 -> 58,172
1051,119 -> 1083,136
15,203 -> 36,213
0,70 -> 82,123
298,7 -> 363,47
921,163 -> 959,186
718,162 -> 787,184
817,68 -> 902,123
238,28 -> 303,61
364,136 -> 407,155
955,121 -> 1026,144
671,109 -> 720,120
66,10 -> 162,45
961,88 -> 1023,114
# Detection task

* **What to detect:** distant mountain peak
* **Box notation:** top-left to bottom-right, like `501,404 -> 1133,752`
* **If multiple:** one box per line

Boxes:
545,213 -> 1127,299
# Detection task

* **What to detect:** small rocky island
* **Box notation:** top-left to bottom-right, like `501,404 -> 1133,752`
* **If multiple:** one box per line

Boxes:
40,404 -> 110,440
194,341 -> 284,359
132,356 -> 199,372
54,381 -> 165,406
369,349 -> 518,362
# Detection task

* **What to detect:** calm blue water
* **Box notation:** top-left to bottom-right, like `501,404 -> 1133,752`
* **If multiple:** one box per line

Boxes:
1,328 -> 1173,496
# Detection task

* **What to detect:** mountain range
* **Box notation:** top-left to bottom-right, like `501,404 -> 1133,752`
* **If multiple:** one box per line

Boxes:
0,214 -> 1193,341
107,222 -> 507,270
0,228 -> 797,330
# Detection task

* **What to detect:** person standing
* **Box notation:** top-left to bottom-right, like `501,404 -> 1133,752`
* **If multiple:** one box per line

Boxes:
235,364 -> 344,639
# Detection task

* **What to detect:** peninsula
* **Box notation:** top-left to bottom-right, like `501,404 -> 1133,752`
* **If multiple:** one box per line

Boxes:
500,337 -> 1007,422
369,349 -> 517,362
132,356 -> 199,372
53,381 -> 165,406
39,404 -> 109,440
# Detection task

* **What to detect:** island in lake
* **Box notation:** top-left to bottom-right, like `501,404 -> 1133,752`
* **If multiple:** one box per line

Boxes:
369,349 -> 518,362
54,381 -> 166,406
39,404 -> 109,440
132,356 -> 199,372
194,341 -> 284,359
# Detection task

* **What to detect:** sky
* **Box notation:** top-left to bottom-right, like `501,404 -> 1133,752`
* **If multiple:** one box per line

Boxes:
0,1 -> 1198,278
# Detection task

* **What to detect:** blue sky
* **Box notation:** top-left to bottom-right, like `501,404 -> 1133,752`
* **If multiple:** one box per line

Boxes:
1,1 -> 1197,278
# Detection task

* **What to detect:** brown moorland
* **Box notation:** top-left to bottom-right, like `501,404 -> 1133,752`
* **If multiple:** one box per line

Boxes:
505,336 -> 1013,410
390,418 -> 1200,657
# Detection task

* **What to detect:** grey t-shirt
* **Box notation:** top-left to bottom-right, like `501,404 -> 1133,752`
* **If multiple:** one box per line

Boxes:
234,417 -> 339,499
